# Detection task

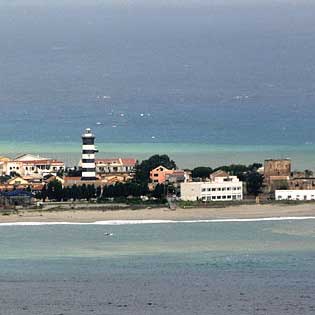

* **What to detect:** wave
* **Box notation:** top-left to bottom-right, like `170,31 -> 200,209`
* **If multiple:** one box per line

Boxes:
1,216 -> 315,226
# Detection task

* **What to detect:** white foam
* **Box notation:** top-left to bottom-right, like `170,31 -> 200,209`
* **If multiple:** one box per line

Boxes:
1,217 -> 315,227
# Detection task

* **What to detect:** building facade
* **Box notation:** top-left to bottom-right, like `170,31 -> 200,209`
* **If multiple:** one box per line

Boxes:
81,128 -> 98,181
96,158 -> 136,174
2,154 -> 64,178
180,172 -> 243,202
150,165 -> 176,184
276,190 -> 315,201
263,159 -> 292,193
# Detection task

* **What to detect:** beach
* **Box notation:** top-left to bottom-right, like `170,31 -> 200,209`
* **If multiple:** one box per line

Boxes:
2,203 -> 315,224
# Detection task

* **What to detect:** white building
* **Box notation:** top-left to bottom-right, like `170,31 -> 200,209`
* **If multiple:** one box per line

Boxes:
3,154 -> 64,178
96,158 -> 136,174
180,170 -> 243,202
275,190 -> 315,201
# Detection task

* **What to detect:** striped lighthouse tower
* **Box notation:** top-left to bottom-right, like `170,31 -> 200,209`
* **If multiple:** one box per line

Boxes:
81,128 -> 98,181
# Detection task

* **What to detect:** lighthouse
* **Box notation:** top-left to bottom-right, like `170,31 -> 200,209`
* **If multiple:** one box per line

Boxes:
81,128 -> 98,181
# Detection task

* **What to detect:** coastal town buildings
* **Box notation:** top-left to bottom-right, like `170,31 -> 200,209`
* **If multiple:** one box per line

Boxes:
180,170 -> 243,202
0,154 -> 64,178
275,190 -> 315,201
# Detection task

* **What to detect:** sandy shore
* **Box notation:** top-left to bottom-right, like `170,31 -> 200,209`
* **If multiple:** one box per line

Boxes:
1,203 -> 315,223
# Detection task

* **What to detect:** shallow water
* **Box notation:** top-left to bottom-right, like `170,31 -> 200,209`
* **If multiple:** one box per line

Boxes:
1,220 -> 315,314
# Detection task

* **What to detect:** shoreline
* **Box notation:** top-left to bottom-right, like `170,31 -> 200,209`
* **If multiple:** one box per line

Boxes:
1,203 -> 315,224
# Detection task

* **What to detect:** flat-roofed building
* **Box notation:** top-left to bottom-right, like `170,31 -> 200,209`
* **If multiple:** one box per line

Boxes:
180,171 -> 243,202
96,158 -> 136,174
276,190 -> 315,201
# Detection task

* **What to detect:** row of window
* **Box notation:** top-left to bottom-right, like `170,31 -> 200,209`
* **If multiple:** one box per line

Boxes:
201,186 -> 241,192
9,166 -> 62,171
202,195 -> 242,201
97,167 -> 133,172
278,195 -> 315,201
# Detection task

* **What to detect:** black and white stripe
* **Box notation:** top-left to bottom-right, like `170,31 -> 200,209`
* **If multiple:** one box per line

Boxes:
81,128 -> 98,181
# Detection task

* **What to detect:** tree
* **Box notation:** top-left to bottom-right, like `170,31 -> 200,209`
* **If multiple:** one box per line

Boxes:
246,172 -> 263,196
135,155 -> 177,183
47,179 -> 63,201
70,185 -> 79,201
192,167 -> 212,179
305,169 -> 313,178
86,184 -> 96,201
152,184 -> 165,199
213,164 -> 248,180
41,184 -> 48,202
96,186 -> 102,198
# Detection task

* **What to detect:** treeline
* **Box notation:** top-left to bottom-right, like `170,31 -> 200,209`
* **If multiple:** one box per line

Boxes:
37,180 -> 168,202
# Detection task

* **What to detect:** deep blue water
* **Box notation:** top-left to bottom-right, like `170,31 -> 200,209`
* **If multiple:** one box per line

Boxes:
1,4 -> 315,146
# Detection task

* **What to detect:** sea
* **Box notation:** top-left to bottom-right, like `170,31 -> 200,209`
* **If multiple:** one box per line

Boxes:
1,3 -> 315,169
1,218 -> 315,314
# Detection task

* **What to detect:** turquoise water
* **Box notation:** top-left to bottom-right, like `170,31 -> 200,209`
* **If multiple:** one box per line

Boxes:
1,220 -> 315,314
2,142 -> 315,169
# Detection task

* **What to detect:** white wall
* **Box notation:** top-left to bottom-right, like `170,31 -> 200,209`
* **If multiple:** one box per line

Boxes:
276,190 -> 315,201
181,180 -> 243,202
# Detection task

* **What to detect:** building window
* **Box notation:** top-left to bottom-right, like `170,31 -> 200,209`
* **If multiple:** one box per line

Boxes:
211,188 -> 216,191
222,188 -> 226,191
202,188 -> 206,192
217,196 -> 221,200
